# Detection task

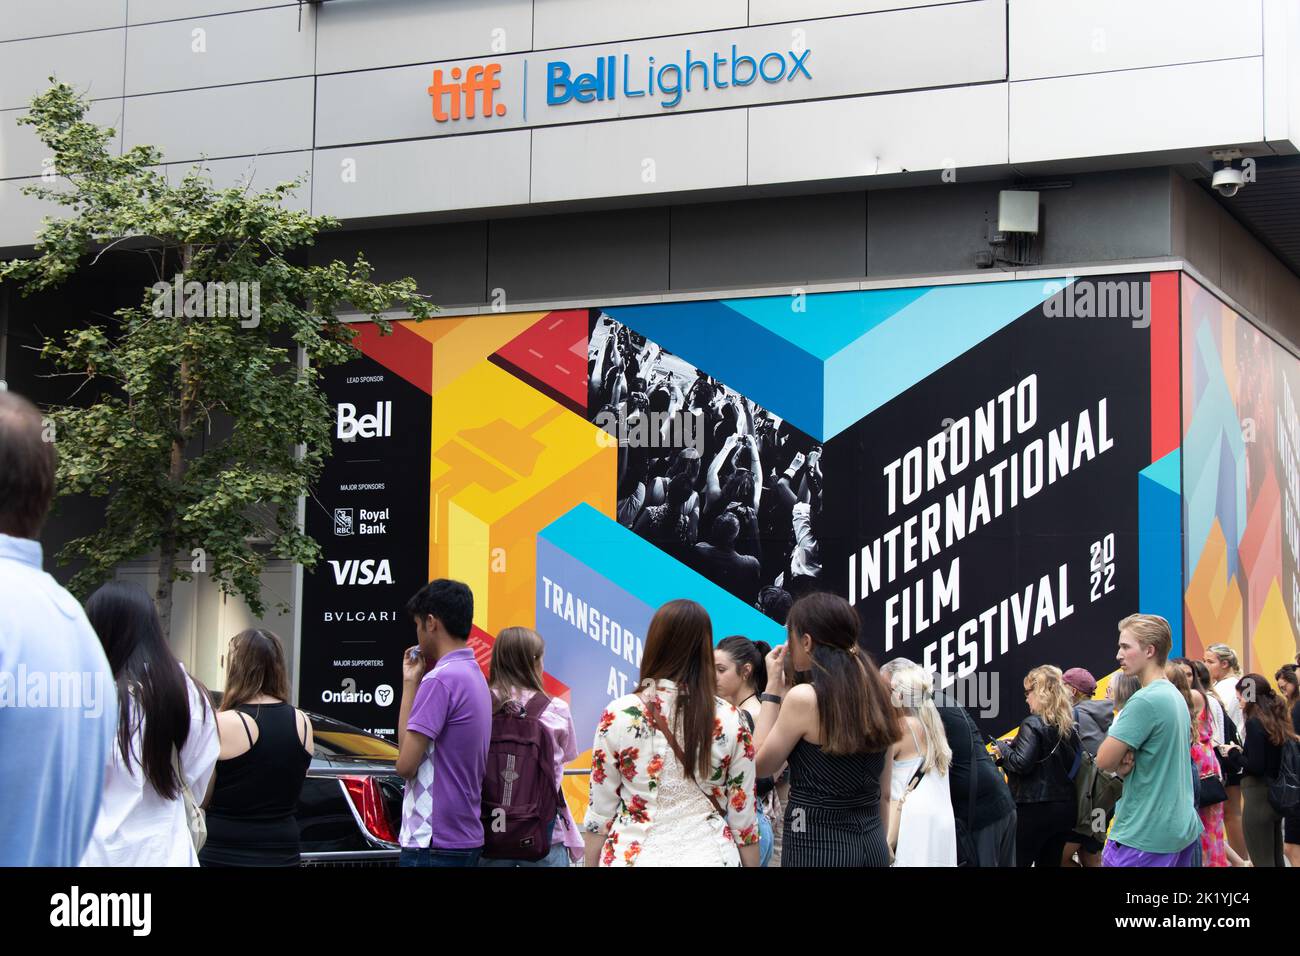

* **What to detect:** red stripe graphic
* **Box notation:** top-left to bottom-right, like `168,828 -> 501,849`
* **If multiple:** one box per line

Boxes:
1149,271 -> 1180,462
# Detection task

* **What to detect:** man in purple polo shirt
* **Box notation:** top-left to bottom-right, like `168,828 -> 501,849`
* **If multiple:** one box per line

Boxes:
396,578 -> 492,866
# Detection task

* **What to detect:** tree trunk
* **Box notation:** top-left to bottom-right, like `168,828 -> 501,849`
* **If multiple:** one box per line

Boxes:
155,533 -> 177,640
156,242 -> 194,640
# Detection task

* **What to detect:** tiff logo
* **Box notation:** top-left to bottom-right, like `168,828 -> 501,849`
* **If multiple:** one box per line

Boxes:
428,63 -> 505,121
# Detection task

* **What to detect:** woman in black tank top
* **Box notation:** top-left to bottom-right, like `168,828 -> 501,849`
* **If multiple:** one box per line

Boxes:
199,629 -> 313,867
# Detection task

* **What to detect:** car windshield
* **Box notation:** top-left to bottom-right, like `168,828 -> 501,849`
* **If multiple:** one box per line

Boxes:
313,729 -> 398,760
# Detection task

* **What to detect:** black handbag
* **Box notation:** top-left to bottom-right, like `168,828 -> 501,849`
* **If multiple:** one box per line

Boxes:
1201,702 -> 1231,805
1198,770 -> 1227,808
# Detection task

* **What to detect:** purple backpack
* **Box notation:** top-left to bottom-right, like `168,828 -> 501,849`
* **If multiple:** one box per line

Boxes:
480,692 -> 561,861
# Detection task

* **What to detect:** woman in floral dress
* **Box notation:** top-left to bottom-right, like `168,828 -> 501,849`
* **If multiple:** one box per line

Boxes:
1194,700 -> 1229,866
1170,663 -> 1227,866
582,599 -> 760,867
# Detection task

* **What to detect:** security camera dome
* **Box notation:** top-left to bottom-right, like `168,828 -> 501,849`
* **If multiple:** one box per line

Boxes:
1213,165 -> 1245,197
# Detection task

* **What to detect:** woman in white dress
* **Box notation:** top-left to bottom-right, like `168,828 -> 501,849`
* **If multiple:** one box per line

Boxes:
583,599 -> 760,867
887,665 -> 957,867
80,582 -> 219,867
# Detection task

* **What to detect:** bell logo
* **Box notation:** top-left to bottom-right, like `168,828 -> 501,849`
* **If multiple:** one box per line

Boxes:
336,401 -> 391,440
328,558 -> 394,586
428,63 -> 506,122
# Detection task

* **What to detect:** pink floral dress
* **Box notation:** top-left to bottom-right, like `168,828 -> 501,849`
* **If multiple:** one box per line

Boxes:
1193,704 -> 1228,867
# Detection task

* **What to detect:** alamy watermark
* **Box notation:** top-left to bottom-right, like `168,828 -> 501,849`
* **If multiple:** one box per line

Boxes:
150,271 -> 260,328
593,405 -> 704,455
0,667 -> 108,718
1042,278 -> 1150,329
50,886 -> 150,936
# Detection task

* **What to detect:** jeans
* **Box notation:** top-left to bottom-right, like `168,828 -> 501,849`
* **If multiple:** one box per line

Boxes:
399,846 -> 483,867
758,809 -> 774,867
478,842 -> 572,867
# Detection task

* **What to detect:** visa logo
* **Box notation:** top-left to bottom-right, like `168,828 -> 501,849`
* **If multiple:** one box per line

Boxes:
328,559 -> 394,586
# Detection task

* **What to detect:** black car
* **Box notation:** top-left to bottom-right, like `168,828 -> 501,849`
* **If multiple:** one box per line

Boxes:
207,693 -> 404,865
297,710 -> 404,866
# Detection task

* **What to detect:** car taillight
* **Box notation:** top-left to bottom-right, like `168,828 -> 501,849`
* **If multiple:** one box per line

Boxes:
340,776 -> 398,844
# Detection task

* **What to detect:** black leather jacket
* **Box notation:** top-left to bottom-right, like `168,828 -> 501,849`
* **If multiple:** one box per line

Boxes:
997,715 -> 1079,804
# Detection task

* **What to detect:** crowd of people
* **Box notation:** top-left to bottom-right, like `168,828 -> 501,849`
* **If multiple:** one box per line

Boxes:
4,385 -> 1300,869
590,317 -> 824,616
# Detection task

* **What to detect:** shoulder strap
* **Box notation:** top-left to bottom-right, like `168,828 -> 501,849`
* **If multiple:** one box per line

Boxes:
1066,729 -> 1083,781
524,691 -> 552,720
647,696 -> 728,819
959,708 -> 979,827
236,711 -> 255,748
905,718 -> 923,756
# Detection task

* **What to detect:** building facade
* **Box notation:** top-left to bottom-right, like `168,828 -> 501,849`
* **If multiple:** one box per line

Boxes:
2,1 -> 1300,736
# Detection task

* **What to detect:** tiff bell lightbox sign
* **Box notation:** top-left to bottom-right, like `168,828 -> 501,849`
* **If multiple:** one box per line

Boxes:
313,0 -> 1005,146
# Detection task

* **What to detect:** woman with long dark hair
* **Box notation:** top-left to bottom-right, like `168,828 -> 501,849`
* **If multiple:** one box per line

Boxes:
714,635 -> 776,866
1226,674 -> 1298,867
199,628 -> 313,867
752,592 -> 903,867
80,582 -> 219,866
481,626 -> 580,867
582,600 -> 759,867
1277,663 -> 1300,867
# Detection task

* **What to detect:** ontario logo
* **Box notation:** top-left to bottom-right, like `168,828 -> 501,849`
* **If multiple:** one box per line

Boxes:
428,62 -> 505,121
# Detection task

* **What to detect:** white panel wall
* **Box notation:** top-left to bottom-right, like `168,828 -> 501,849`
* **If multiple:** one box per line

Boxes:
122,78 -> 315,164
312,131 -> 531,218
748,84 -> 1008,184
0,0 -> 126,41
128,1 -> 294,24
0,28 -> 126,110
0,176 -> 63,246
0,99 -> 122,179
0,0 -> 1296,243
123,5 -> 315,96
1010,0 -> 1262,80
316,1 -> 1006,146
315,56 -> 525,147
316,0 -> 533,74
533,0 -> 747,50
1263,0 -> 1300,152
749,0 -> 963,26
531,110 -> 747,203
1011,59 -> 1266,164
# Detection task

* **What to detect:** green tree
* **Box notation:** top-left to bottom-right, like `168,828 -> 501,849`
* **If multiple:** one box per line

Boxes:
0,81 -> 435,632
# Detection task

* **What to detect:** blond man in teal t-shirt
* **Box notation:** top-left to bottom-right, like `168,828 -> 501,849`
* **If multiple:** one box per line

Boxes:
1096,614 -> 1203,866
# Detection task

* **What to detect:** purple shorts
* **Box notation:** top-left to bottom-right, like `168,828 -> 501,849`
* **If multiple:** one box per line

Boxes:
1102,839 -> 1199,867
